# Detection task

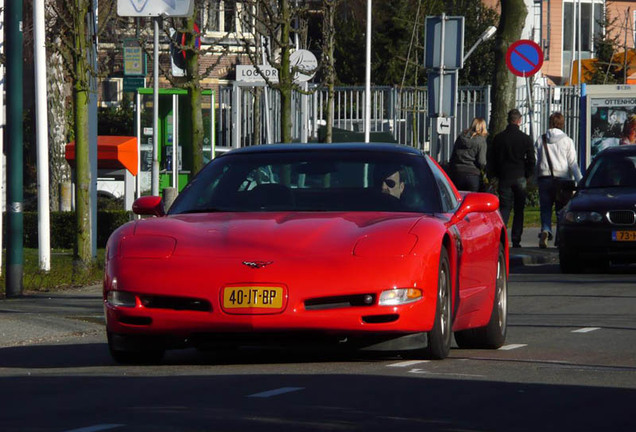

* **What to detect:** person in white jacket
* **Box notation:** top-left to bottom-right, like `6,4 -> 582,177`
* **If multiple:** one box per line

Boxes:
534,112 -> 583,248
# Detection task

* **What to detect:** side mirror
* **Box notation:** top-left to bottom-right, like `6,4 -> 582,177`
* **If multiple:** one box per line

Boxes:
132,196 -> 165,217
449,192 -> 499,225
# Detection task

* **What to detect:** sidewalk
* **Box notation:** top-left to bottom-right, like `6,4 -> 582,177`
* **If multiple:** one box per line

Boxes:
508,226 -> 560,268
0,284 -> 104,348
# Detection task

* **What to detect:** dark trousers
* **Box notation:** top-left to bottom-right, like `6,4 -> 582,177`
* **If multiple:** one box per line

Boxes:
498,177 -> 527,245
451,173 -> 481,192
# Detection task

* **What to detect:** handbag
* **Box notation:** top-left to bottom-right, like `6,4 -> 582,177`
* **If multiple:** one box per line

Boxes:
541,134 -> 576,206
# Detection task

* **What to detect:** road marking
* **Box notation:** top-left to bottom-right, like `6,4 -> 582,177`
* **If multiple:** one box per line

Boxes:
63,425 -> 124,432
409,368 -> 485,378
248,387 -> 304,398
387,360 -> 430,368
572,327 -> 601,333
499,344 -> 528,351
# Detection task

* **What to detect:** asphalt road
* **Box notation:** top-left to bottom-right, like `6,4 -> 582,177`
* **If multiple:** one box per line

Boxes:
1,249 -> 635,432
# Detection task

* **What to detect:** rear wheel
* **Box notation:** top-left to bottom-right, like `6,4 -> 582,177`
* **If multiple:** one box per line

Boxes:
423,247 -> 453,359
108,332 -> 165,364
455,244 -> 508,349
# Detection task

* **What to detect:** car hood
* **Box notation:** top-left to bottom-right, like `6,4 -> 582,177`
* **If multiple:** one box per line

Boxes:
132,212 -> 428,258
570,187 -> 636,212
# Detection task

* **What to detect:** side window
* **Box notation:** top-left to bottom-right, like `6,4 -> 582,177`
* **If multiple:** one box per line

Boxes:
428,158 -> 459,212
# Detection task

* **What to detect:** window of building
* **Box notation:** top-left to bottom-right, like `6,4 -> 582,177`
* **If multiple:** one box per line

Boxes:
563,0 -> 604,52
200,1 -> 253,35
562,0 -> 604,77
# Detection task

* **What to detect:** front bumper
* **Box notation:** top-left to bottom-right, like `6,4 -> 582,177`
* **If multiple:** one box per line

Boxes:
559,224 -> 636,263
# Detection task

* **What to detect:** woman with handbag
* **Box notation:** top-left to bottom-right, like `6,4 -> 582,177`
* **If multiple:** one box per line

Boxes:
448,117 -> 488,192
534,112 -> 583,249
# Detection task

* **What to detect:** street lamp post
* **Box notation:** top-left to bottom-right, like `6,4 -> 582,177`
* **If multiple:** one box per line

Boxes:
463,25 -> 497,63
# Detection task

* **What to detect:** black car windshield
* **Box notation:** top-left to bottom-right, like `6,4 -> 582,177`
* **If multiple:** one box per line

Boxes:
583,154 -> 636,188
168,150 -> 441,214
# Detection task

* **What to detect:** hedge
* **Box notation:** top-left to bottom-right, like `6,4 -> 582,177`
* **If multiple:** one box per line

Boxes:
9,210 -> 133,249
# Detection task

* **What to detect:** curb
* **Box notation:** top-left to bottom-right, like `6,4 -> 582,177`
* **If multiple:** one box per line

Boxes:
510,251 -> 559,267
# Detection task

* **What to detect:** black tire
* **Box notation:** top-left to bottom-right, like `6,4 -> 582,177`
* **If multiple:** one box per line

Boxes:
423,247 -> 453,360
559,248 -> 581,273
108,332 -> 165,365
455,244 -> 508,349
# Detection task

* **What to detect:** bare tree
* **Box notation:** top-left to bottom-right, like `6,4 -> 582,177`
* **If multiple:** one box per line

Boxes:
489,0 -> 527,139
321,0 -> 338,143
48,0 -> 117,269
239,0 -> 312,143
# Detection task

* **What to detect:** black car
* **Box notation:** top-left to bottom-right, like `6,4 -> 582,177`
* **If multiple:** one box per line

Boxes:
558,145 -> 636,273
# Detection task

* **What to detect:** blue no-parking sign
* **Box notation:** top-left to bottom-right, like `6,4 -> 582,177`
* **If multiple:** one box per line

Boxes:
506,40 -> 544,77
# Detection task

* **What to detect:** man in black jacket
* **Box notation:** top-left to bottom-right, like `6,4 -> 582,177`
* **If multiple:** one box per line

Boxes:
490,109 -> 536,248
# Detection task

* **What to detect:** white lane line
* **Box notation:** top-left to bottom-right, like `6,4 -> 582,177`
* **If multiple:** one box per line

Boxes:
499,344 -> 528,351
248,387 -> 304,398
387,360 -> 430,368
572,327 -> 601,333
409,368 -> 485,378
63,425 -> 124,432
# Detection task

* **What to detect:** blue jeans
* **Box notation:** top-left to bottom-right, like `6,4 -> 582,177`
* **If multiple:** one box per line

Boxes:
537,177 -> 566,238
498,177 -> 527,245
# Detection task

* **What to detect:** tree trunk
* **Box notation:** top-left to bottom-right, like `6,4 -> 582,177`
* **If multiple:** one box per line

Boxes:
74,77 -> 92,267
47,50 -> 71,211
279,0 -> 293,143
73,0 -> 93,269
323,0 -> 337,143
489,0 -> 527,138
186,16 -> 205,175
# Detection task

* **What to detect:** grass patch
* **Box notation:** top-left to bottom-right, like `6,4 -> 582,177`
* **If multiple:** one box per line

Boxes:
0,249 -> 104,298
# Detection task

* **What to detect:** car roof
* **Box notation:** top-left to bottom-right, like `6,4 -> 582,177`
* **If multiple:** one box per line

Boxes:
596,145 -> 636,157
222,142 -> 425,157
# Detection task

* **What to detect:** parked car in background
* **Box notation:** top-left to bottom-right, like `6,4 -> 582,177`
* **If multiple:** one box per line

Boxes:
104,143 -> 508,363
559,145 -> 636,273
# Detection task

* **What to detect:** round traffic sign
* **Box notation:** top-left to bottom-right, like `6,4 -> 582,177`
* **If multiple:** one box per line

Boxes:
506,40 -> 543,77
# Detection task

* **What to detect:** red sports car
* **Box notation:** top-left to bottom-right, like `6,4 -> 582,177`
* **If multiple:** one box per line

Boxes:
104,143 -> 508,363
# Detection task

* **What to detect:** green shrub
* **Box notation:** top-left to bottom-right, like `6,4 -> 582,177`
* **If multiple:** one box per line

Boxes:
7,210 -> 133,249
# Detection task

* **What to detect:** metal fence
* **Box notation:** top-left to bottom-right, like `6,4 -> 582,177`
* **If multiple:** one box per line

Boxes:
215,83 -> 580,162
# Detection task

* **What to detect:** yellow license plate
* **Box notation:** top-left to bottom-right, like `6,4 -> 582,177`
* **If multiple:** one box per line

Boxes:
612,231 -> 636,241
223,286 -> 283,309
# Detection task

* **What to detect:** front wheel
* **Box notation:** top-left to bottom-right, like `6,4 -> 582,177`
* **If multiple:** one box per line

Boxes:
423,247 -> 453,359
108,332 -> 165,365
455,244 -> 508,349
559,248 -> 581,273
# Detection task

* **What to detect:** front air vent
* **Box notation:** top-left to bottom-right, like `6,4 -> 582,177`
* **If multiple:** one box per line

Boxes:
305,294 -> 376,311
118,316 -> 152,326
362,314 -> 399,324
139,295 -> 212,312
607,210 -> 636,226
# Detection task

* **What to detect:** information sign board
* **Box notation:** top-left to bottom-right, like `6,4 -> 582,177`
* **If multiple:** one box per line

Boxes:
424,16 -> 465,69
117,0 -> 194,17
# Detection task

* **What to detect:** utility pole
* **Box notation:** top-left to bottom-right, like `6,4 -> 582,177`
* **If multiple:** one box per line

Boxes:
5,0 -> 24,297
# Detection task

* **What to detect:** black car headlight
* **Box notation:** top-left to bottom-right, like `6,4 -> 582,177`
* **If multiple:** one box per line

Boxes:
564,211 -> 603,223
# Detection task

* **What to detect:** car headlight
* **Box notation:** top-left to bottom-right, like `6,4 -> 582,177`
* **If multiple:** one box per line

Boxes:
379,288 -> 422,305
564,211 -> 603,223
107,290 -> 137,307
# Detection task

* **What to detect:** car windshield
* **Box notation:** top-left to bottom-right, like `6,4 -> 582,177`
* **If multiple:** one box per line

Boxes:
168,149 -> 441,214
584,154 -> 636,188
